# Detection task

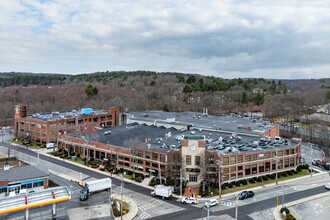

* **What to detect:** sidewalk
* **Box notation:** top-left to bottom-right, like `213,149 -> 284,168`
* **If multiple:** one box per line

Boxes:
112,194 -> 138,220
272,191 -> 330,220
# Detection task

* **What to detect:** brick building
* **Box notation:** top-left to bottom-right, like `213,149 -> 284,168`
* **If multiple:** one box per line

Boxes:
14,105 -> 119,145
57,119 -> 301,187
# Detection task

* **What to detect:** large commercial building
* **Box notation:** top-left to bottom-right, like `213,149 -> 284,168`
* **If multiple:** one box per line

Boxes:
14,105 -> 120,145
57,111 -> 301,188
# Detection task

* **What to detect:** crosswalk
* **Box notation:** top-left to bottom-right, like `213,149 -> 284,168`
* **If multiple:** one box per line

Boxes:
139,211 -> 152,219
139,199 -> 164,212
218,200 -> 236,207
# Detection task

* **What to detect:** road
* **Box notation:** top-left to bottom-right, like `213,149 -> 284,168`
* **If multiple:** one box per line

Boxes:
1,142 -> 329,220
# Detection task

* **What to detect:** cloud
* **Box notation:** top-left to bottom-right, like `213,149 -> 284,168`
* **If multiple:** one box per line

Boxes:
0,0 -> 329,79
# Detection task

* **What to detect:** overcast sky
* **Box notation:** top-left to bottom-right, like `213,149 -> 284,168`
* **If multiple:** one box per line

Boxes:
1,0 -> 329,79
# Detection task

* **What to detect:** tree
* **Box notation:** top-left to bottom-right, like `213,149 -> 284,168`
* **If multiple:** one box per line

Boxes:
163,104 -> 170,112
150,80 -> 156,86
254,91 -> 264,105
183,85 -> 193,93
242,91 -> 248,104
269,80 -> 277,95
326,90 -> 330,99
186,75 -> 196,84
85,84 -> 98,96
124,138 -> 141,179
176,74 -> 185,83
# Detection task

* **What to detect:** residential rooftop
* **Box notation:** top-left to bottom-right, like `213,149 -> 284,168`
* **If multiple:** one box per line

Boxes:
73,124 -> 297,155
125,111 -> 277,136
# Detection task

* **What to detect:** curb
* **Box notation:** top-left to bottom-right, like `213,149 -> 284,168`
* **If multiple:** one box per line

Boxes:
112,194 -> 138,220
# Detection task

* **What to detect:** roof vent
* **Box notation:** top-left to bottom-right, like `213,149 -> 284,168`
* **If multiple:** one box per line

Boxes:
4,161 -> 10,171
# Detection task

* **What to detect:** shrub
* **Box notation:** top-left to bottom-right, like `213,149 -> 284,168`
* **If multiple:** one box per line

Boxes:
262,176 -> 268,181
304,164 -> 309,170
294,170 -> 298,174
40,144 -> 45,148
135,177 -> 142,183
242,179 -> 248,185
228,182 -> 233,188
90,157 -> 94,162
149,178 -> 157,186
282,172 -> 288,177
224,183 -> 228,187
249,178 -> 255,184
92,164 -> 99,168
277,173 -> 282,178
100,168 -> 105,171
288,170 -> 293,176
235,181 -> 240,187
77,153 -> 80,158
285,214 -> 296,220
221,184 -> 226,190
257,177 -> 262,182
105,166 -> 112,172
270,174 -> 276,179
296,166 -> 302,172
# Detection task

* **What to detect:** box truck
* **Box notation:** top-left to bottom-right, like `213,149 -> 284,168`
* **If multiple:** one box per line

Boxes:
79,178 -> 112,201
151,185 -> 173,199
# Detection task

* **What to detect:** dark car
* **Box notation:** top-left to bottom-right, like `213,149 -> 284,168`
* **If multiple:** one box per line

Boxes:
238,191 -> 254,200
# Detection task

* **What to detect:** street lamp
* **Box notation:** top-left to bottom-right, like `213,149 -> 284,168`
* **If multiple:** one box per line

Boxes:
216,160 -> 223,199
81,136 -> 89,165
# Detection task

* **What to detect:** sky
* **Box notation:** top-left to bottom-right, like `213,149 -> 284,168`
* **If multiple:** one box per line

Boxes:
0,0 -> 329,79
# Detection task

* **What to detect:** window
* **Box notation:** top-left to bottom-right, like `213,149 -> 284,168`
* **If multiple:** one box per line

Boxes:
223,168 -> 229,173
238,166 -> 243,171
230,173 -> 236,180
231,167 -> 236,172
252,155 -> 257,161
252,164 -> 257,174
41,124 -> 46,130
186,155 -> 191,165
33,181 -> 44,188
238,155 -> 243,163
245,165 -> 251,175
245,156 -> 251,162
152,163 -> 158,168
189,175 -> 197,182
265,162 -> 270,171
25,121 -> 30,126
36,123 -> 41,128
101,152 -> 105,159
195,156 -> 200,166
259,163 -> 264,173
152,153 -> 158,161
208,157 -> 214,164
278,151 -> 283,156
96,151 -> 100,159
284,159 -> 289,168
100,116 -> 106,121
290,158 -> 295,166
20,128 -> 24,132
31,122 -> 35,127
272,152 -> 276,158
41,132 -> 46,137
20,121 -> 24,125
223,157 -> 229,165
238,172 -> 243,178
230,156 -> 236,164
145,161 -> 150,166
291,149 -> 295,154
272,161 -> 276,170
93,117 -> 99,122
259,154 -> 264,159
265,153 -> 270,159
223,175 -> 229,181
107,115 -> 112,120
284,150 -> 289,156
278,160 -> 283,169
160,154 -> 165,162
145,152 -> 150,159
36,131 -> 40,136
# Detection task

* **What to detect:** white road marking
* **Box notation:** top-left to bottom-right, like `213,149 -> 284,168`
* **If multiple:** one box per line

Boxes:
139,211 -> 152,219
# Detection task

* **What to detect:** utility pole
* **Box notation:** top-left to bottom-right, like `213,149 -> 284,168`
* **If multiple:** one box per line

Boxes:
159,161 -> 162,185
275,149 -> 279,185
120,174 -> 123,220
310,146 -> 313,177
38,152 -> 40,164
281,182 -> 284,208
235,195 -> 239,220
207,204 -> 210,220
180,168 -> 182,196
216,160 -> 222,198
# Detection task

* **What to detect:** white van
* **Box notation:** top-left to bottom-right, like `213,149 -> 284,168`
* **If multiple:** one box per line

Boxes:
46,143 -> 55,149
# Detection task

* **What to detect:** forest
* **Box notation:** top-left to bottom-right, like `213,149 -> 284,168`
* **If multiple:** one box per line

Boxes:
0,71 -> 329,130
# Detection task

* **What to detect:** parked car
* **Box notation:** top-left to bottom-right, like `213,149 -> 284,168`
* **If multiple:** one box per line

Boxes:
325,183 -> 330,190
312,159 -> 322,166
204,199 -> 219,207
238,191 -> 254,200
181,197 -> 197,204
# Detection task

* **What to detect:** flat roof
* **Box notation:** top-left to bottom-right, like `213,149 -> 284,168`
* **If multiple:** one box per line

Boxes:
0,165 -> 49,183
72,124 -> 296,154
23,109 -> 110,122
125,111 -> 278,135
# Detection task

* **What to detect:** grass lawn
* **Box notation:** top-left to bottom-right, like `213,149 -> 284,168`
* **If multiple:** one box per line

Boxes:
12,140 -> 41,149
206,169 -> 311,196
